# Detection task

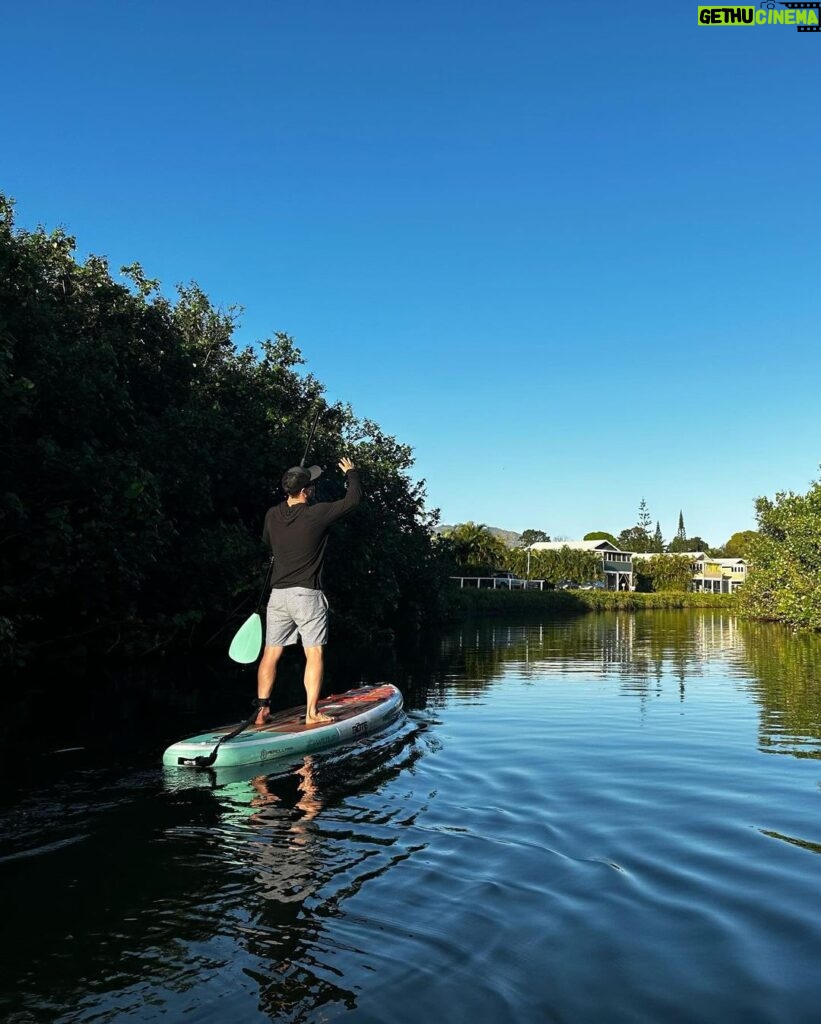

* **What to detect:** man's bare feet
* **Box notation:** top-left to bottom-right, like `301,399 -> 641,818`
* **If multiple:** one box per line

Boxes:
255,711 -> 270,726
305,711 -> 333,725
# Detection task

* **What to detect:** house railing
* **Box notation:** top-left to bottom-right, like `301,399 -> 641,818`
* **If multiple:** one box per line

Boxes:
601,559 -> 633,573
450,576 -> 547,591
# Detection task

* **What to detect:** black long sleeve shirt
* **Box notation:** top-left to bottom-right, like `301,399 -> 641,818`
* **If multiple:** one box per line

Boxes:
261,470 -> 362,590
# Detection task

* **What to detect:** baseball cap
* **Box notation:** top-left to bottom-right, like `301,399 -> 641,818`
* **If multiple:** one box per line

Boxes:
281,465 -> 322,494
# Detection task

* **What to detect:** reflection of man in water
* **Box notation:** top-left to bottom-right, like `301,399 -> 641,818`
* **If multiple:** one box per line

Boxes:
249,757 -> 323,900
223,730 -> 417,1020
251,759 -> 321,830
241,757 -> 360,1017
256,458 -> 362,727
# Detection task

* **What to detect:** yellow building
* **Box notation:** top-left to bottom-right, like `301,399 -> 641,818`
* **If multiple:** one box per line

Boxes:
677,552 -> 748,594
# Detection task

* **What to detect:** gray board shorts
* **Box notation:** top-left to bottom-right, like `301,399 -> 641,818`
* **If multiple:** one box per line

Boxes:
265,587 -> 329,648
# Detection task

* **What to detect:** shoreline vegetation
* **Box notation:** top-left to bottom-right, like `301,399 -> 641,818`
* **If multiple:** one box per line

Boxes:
445,588 -> 738,618
2,193 -> 818,675
0,194 -> 450,671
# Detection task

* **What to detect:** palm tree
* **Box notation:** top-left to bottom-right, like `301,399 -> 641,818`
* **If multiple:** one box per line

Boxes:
443,522 -> 507,575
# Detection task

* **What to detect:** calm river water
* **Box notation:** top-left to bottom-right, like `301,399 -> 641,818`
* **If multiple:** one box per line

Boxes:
2,611 -> 821,1023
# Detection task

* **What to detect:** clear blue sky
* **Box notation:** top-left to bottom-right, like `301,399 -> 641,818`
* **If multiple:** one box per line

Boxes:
4,1 -> 820,545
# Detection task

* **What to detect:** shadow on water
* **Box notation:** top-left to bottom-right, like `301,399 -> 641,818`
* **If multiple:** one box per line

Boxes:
5,610 -> 817,767
0,714 -> 433,1023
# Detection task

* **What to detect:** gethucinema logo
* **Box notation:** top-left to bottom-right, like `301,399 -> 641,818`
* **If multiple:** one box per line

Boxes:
698,3 -> 820,30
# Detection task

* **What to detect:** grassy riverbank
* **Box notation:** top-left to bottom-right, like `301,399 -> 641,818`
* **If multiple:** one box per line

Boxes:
445,588 -> 738,618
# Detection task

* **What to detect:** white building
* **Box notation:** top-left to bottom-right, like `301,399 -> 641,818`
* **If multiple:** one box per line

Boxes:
528,540 -> 634,591
528,544 -> 749,594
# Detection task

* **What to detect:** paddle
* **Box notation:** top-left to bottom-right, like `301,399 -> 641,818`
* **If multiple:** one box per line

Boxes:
227,611 -> 262,664
300,405 -> 321,468
227,564 -> 272,664
200,564 -> 273,765
185,707 -> 264,768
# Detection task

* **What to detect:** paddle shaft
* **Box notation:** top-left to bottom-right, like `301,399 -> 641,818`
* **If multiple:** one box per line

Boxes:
190,709 -> 262,767
300,406 -> 321,467
255,556 -> 274,615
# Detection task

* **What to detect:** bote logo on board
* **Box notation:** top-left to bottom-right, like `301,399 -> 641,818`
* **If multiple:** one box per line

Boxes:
698,2 -> 821,30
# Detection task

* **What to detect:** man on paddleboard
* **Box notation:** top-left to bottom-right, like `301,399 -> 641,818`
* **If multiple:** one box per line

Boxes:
256,457 -> 361,726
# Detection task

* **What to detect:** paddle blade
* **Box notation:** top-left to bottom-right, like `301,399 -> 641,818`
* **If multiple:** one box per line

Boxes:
229,613 -> 263,663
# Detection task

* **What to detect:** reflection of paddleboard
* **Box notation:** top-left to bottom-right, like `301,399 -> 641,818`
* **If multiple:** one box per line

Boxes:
163,684 -> 403,769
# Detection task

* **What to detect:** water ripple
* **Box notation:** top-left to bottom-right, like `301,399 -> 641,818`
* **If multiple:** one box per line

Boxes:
3,614 -> 821,1023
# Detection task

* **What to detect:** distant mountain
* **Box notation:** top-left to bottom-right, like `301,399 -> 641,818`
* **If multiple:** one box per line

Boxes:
436,524 -> 523,547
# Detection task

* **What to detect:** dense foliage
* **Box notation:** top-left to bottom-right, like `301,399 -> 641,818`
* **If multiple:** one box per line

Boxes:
720,530 -> 759,558
583,531 -> 619,547
508,545 -> 603,585
449,588 -> 735,616
617,498 -> 663,553
439,522 -> 508,576
0,195 -> 445,668
610,502 -> 718,555
519,528 -> 550,546
667,534 -> 711,554
740,476 -> 821,631
633,554 -> 695,593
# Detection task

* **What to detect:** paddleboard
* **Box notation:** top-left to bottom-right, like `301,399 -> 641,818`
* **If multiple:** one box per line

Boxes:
163,683 -> 403,769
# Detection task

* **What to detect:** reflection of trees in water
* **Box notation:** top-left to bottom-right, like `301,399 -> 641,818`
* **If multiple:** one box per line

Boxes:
738,621 -> 821,759
0,720 -> 426,1024
438,612 -> 743,701
440,611 -> 821,762
325,626 -> 453,718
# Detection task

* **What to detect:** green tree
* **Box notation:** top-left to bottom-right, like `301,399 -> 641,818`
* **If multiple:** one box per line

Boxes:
653,521 -> 664,553
668,533 -> 710,554
722,530 -> 758,558
583,531 -> 619,547
618,527 -> 651,553
633,554 -> 694,592
508,546 -> 603,586
618,499 -> 654,553
740,475 -> 821,631
665,513 -> 713,554
638,498 -> 652,535
0,192 -> 445,667
442,523 -> 508,576
520,529 -> 550,546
